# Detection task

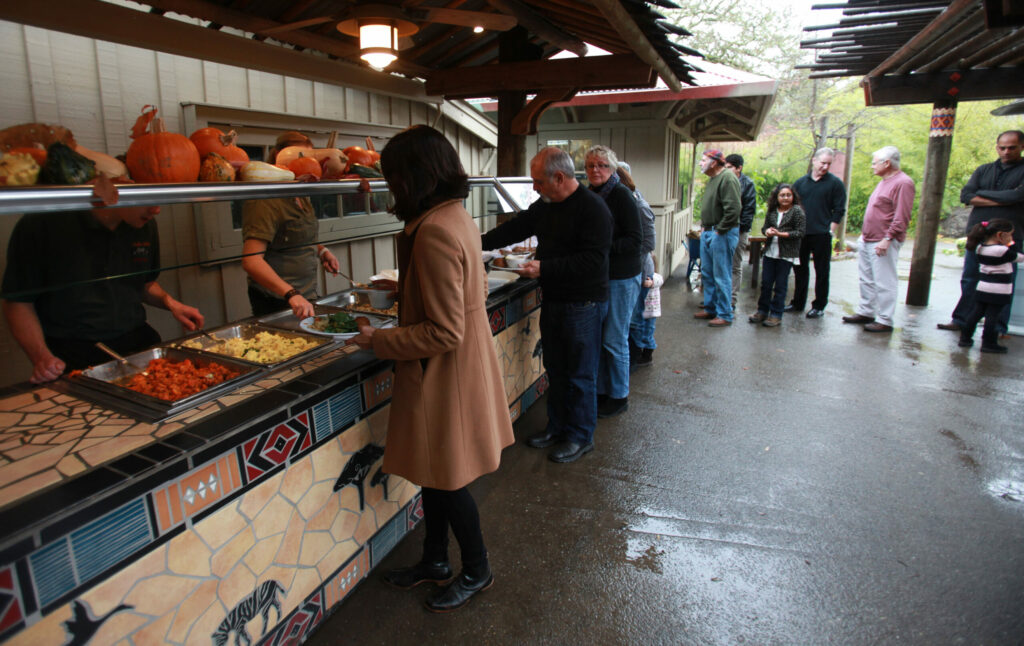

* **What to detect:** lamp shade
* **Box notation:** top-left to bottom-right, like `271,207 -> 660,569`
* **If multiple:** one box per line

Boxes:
359,22 -> 397,69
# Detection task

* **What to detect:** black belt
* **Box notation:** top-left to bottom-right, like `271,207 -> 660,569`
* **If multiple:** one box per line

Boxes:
703,226 -> 714,231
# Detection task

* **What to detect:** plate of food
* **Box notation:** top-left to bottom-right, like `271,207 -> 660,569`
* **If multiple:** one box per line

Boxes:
299,311 -> 394,338
488,252 -> 533,271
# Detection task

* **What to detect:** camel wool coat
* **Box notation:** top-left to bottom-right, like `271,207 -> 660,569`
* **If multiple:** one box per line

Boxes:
371,199 -> 514,490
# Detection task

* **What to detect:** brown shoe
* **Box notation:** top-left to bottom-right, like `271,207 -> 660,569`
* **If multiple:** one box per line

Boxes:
694,311 -> 715,319
863,322 -> 893,333
936,322 -> 961,331
748,312 -> 767,323
842,314 -> 874,324
762,317 -> 781,327
708,318 -> 732,327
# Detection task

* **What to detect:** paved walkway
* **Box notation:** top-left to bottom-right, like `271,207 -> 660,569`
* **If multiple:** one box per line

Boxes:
309,243 -> 1024,646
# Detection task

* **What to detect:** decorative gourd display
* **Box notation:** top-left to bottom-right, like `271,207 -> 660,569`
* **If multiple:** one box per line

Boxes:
126,105 -> 200,183
239,161 -> 294,182
8,146 -> 46,166
342,146 -> 378,171
0,123 -> 127,178
275,145 -> 346,169
321,155 -> 346,179
288,154 -> 322,179
39,142 -> 97,185
199,153 -> 236,182
189,127 -> 249,168
0,152 -> 41,186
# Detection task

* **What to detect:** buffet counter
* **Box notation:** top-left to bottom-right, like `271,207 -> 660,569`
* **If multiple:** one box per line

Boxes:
0,276 -> 543,644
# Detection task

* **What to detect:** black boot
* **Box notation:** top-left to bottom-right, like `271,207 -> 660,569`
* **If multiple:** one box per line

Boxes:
381,560 -> 453,589
635,348 -> 653,367
424,564 -> 493,613
628,340 -> 641,366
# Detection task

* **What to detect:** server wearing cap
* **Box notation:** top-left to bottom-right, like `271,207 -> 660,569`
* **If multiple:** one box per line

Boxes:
241,131 -> 340,318
693,148 -> 741,326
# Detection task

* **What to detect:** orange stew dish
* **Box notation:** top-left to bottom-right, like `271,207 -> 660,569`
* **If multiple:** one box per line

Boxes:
117,358 -> 243,401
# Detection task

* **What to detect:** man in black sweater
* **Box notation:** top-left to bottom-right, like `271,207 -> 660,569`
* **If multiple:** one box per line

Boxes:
482,147 -> 613,464
725,154 -> 757,308
939,130 -> 1024,335
790,148 -> 847,318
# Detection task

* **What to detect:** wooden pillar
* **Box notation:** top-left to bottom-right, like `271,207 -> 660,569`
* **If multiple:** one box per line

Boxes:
907,100 -> 957,306
496,27 -> 541,177
836,125 -> 855,253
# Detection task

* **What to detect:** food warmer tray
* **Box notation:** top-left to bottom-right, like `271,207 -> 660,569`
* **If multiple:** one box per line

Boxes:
62,347 -> 262,422
316,291 -> 400,319
176,323 -> 333,369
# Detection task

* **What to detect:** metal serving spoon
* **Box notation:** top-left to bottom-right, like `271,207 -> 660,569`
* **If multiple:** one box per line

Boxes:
95,342 -> 149,377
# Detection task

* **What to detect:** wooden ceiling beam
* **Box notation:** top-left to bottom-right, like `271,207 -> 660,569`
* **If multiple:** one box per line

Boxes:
425,53 -> 655,98
484,0 -> 588,56
1,0 -> 427,99
510,88 -> 579,134
864,68 -> 1024,105
589,0 -> 682,92
140,0 -> 360,58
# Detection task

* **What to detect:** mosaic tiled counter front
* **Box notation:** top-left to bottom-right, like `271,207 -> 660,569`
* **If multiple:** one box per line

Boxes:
0,281 -> 544,645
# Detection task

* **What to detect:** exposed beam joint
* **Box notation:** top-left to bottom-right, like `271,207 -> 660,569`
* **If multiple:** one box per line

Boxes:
589,0 -> 682,92
484,0 -> 588,56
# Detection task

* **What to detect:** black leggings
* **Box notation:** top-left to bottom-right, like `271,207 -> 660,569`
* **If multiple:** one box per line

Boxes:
420,486 -> 488,575
961,299 -> 1004,346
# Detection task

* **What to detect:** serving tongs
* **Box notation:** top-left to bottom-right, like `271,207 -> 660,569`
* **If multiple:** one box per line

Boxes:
95,342 -> 149,377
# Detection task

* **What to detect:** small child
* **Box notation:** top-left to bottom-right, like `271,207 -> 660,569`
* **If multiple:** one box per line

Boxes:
958,219 -> 1024,353
630,254 -> 661,368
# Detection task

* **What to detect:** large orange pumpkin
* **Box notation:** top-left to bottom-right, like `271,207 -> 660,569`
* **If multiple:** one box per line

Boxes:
190,127 -> 249,168
288,155 -> 322,179
126,106 -> 200,183
343,146 -> 376,171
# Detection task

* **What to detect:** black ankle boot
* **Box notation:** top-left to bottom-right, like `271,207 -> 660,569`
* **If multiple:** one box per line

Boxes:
381,560 -> 453,589
636,348 -> 653,367
424,566 -> 493,613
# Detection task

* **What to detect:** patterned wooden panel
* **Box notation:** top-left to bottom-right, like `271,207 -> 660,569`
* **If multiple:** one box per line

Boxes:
362,371 -> 393,410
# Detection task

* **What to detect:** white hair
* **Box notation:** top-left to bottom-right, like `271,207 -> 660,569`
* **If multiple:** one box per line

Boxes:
585,145 -> 620,171
873,145 -> 901,169
813,147 -> 835,160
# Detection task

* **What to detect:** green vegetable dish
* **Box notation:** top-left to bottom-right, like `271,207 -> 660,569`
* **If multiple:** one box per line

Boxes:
312,312 -> 359,334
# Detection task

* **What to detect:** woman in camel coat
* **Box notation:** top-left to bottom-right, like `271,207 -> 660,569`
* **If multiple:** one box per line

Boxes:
350,125 -> 513,613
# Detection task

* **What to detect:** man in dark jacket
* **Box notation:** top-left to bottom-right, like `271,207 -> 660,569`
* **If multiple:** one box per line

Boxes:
481,147 -> 613,464
938,130 -> 1024,335
789,148 -> 847,318
725,154 -> 756,308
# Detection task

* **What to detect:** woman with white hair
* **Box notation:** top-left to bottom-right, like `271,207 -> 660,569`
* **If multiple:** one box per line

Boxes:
584,145 -> 643,417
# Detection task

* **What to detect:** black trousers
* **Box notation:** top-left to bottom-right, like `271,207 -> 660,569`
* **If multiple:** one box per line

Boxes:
790,233 -> 832,311
961,299 -> 1005,347
420,486 -> 488,575
248,285 -> 291,317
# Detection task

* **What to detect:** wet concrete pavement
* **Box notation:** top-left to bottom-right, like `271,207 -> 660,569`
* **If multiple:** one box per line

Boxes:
309,243 -> 1024,645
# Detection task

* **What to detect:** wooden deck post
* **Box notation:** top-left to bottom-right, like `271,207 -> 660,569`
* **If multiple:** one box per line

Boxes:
907,100 -> 957,306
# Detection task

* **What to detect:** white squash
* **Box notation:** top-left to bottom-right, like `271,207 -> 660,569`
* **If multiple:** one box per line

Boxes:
240,161 -> 295,182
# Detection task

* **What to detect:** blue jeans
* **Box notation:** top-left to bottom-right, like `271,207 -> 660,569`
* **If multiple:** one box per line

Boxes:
599,275 -> 641,399
540,301 -> 604,444
757,256 -> 793,318
951,248 -> 1016,334
629,285 -> 657,350
701,228 -> 740,320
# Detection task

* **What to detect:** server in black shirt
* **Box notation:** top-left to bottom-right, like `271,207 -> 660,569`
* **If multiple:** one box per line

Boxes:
481,147 -> 612,464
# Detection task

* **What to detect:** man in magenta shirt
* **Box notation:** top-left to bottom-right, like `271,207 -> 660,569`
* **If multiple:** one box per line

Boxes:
842,146 -> 916,333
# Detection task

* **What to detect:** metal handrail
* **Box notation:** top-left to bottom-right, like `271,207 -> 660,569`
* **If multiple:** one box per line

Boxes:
0,176 -> 535,215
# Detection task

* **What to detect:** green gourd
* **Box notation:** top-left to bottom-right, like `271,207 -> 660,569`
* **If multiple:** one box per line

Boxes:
39,142 -> 97,185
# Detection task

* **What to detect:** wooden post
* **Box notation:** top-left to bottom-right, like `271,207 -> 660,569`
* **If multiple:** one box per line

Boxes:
907,100 -> 957,306
807,116 -> 829,175
495,27 -> 541,178
836,125 -> 855,252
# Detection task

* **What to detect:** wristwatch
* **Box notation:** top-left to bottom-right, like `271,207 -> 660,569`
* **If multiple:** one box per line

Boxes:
883,235 -> 892,241
283,288 -> 301,301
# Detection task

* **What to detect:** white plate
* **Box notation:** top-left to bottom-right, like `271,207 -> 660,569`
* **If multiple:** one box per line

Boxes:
299,313 -> 394,338
488,270 -> 522,294
487,259 -> 528,272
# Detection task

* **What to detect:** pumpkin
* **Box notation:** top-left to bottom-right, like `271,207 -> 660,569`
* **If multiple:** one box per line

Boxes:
126,105 -> 200,183
275,145 -> 346,168
288,154 -> 322,179
199,152 -> 236,182
321,155 -> 346,180
76,145 -> 129,179
343,146 -> 376,171
190,127 -> 249,168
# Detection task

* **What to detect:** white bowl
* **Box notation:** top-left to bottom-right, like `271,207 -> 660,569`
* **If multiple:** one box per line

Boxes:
504,253 -> 530,268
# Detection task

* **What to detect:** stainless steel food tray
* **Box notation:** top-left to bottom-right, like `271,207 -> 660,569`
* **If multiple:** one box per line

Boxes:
316,290 -> 399,318
64,347 -> 261,421
176,323 -> 332,368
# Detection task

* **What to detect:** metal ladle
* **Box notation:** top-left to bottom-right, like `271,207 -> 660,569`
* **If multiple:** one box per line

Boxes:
95,342 -> 148,377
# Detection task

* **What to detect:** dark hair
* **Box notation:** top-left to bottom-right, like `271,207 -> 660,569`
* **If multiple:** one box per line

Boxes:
725,153 -> 744,168
997,130 -> 1023,144
380,125 -> 469,221
616,166 -> 636,191
966,218 -> 1013,252
767,183 -> 801,213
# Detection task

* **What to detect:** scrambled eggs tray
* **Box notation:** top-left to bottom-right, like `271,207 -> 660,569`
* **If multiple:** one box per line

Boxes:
182,330 -> 323,364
